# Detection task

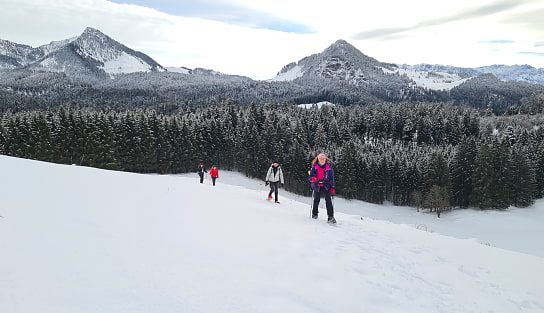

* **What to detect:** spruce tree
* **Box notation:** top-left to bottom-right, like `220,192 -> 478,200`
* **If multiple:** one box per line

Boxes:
535,144 -> 544,198
490,139 -> 513,209
0,122 -> 5,154
509,147 -> 536,207
451,138 -> 476,208
471,143 -> 494,208
336,141 -> 358,199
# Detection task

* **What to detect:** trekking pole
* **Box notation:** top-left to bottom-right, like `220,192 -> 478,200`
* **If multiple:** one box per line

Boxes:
310,190 -> 314,218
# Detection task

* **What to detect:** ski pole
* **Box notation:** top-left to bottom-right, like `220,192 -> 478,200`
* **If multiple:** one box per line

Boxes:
310,190 -> 314,218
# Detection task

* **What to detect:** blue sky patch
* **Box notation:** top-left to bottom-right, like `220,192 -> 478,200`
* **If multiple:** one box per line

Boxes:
519,51 -> 544,57
478,40 -> 515,44
107,0 -> 316,33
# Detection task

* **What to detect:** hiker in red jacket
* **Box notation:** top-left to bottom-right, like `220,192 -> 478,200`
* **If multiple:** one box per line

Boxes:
210,165 -> 219,186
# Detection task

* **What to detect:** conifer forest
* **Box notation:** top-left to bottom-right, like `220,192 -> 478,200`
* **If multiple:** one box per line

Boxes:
2,96 -> 544,213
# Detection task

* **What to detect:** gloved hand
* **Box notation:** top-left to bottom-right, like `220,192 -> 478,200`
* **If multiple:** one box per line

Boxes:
281,183 -> 284,188
331,188 -> 336,195
265,181 -> 269,186
311,177 -> 318,183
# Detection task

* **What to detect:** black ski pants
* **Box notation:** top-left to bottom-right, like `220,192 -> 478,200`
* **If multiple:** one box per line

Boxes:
268,181 -> 279,202
312,188 -> 334,217
198,173 -> 204,183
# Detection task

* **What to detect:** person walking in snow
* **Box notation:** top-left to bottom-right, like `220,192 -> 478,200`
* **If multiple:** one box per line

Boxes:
309,153 -> 336,223
210,165 -> 219,186
265,161 -> 284,204
197,163 -> 207,184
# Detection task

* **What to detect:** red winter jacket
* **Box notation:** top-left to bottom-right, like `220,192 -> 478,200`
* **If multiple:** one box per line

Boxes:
210,168 -> 219,178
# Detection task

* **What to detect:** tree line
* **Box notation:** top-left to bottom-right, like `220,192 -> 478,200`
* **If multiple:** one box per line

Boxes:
1,100 -> 544,212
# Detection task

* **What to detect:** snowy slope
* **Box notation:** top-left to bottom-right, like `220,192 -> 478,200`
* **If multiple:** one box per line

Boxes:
188,171 -> 544,258
1,155 -> 544,313
383,66 -> 470,90
99,51 -> 157,74
165,66 -> 191,74
397,67 -> 469,90
270,64 -> 304,81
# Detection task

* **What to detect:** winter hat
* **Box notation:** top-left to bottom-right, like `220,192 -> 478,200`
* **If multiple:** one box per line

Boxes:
272,160 -> 279,164
199,163 -> 204,166
212,165 -> 217,168
317,153 -> 327,158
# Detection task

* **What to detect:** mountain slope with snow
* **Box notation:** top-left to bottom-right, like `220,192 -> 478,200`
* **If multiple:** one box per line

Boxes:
0,39 -> 45,69
0,27 -> 165,76
272,39 -> 403,87
384,66 -> 471,90
399,63 -> 544,87
1,155 -> 543,313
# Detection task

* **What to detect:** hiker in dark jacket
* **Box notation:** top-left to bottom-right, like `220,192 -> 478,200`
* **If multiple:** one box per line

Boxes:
265,161 -> 284,204
197,163 -> 207,184
308,153 -> 336,223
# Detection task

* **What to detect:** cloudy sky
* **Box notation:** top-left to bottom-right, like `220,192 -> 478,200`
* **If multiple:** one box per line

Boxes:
1,0 -> 543,79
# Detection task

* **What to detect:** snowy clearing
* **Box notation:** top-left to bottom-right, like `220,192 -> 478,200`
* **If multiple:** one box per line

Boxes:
1,155 -> 543,313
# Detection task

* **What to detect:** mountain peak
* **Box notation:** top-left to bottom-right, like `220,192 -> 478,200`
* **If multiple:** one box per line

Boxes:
323,39 -> 360,56
77,27 -> 117,47
273,38 -> 399,89
81,27 -> 106,37
330,39 -> 353,49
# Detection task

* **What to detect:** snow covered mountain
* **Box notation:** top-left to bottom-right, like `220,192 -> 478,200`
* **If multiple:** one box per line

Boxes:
273,41 -> 544,90
271,40 -> 463,91
1,30 -> 543,109
271,40 -> 474,91
272,39 -> 406,87
0,27 -> 165,76
0,39 -> 47,69
478,64 -> 544,85
270,39 -> 427,104
1,155 -> 544,313
2,29 -> 544,88
399,63 -> 544,87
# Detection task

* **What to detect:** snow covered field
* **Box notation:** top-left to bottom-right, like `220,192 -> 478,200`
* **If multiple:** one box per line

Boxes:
211,171 -> 544,258
1,155 -> 543,313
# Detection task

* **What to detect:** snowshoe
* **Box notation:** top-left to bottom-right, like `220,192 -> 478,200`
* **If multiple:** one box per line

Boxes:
327,216 -> 337,224
312,214 -> 318,219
